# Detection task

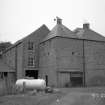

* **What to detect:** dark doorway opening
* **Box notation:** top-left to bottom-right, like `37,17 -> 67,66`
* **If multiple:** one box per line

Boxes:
25,70 -> 38,79
45,75 -> 48,86
70,72 -> 83,87
70,77 -> 83,87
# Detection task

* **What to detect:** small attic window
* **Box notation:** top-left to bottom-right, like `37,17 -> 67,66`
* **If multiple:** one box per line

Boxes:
28,41 -> 33,50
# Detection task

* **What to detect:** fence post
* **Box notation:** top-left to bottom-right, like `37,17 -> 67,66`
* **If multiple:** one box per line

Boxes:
23,82 -> 26,93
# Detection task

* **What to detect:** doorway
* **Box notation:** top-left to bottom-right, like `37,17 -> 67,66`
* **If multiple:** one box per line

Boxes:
45,75 -> 48,86
25,70 -> 38,79
58,72 -> 70,87
70,72 -> 83,87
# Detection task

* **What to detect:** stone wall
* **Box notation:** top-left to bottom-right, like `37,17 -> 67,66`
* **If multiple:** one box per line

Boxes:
84,40 -> 105,86
39,37 -> 105,87
39,39 -> 57,87
55,37 -> 83,72
17,43 -> 24,79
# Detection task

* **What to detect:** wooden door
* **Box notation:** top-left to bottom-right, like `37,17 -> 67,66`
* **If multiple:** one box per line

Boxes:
58,73 -> 70,87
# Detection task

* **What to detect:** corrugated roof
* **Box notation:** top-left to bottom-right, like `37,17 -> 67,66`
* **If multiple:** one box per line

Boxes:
74,26 -> 105,41
0,59 -> 15,72
43,23 -> 76,41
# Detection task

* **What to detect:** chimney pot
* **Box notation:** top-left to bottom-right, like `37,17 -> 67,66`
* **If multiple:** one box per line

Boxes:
56,17 -> 62,24
83,23 -> 90,29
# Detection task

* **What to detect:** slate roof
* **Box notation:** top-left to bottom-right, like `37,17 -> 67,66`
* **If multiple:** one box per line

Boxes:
43,24 -> 76,41
43,17 -> 105,42
0,58 -> 14,72
16,24 -> 50,43
74,26 -> 105,41
42,17 -> 76,42
3,24 -> 50,53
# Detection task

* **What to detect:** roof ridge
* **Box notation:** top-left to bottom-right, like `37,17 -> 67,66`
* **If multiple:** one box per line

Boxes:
74,27 -> 105,41
42,23 -> 75,41
3,24 -> 50,53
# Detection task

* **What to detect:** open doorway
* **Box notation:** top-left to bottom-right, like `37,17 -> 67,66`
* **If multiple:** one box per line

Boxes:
25,70 -> 38,79
70,77 -> 83,87
45,75 -> 48,86
70,72 -> 83,87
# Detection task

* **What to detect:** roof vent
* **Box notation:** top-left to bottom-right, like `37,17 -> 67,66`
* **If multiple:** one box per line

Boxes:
54,16 -> 62,24
83,23 -> 90,29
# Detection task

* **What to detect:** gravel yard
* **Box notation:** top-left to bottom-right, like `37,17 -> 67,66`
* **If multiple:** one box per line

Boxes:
0,87 -> 105,105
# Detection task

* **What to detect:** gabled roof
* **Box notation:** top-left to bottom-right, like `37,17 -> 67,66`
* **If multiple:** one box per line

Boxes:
0,58 -> 14,72
3,24 -> 50,53
42,17 -> 76,42
14,24 -> 50,44
43,19 -> 105,42
74,24 -> 105,41
20,24 -> 50,41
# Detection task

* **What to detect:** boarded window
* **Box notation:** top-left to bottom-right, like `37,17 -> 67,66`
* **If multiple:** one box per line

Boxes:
28,41 -> 33,50
28,57 -> 34,67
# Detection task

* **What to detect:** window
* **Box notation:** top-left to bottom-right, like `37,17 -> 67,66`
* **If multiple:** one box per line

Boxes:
28,57 -> 34,67
28,41 -> 33,50
0,72 -> 8,79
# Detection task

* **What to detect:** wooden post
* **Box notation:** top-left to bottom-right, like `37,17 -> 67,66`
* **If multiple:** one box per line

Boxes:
23,82 -> 26,93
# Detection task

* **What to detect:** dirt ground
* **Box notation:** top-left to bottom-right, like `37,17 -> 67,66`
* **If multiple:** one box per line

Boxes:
0,87 -> 105,105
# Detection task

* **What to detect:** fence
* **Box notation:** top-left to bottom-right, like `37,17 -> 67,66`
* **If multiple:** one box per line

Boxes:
0,79 -> 16,96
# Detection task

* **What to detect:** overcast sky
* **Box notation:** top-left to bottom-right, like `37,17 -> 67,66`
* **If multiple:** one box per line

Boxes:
0,0 -> 105,43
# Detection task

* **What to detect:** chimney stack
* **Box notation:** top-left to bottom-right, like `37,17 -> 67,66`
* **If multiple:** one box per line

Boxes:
83,23 -> 90,29
56,17 -> 62,24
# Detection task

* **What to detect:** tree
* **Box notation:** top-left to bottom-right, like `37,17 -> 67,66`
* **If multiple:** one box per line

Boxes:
0,42 -> 12,54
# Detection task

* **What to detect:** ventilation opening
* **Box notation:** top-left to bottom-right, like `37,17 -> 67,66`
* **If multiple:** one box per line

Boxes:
25,70 -> 38,79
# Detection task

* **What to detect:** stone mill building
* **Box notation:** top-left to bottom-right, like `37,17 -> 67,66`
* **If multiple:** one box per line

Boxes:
1,17 -> 105,88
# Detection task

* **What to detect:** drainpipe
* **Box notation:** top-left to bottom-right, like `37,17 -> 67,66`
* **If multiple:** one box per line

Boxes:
83,39 -> 86,87
83,40 -> 86,87
15,46 -> 17,80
